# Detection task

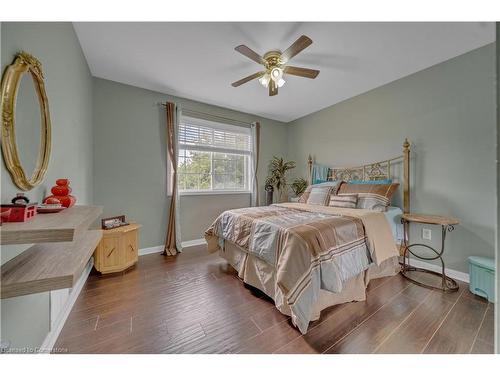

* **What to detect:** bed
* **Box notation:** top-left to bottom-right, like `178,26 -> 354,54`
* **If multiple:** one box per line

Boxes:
205,139 -> 411,334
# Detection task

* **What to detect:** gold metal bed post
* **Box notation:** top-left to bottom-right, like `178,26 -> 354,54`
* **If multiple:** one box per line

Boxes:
307,138 -> 411,213
307,154 -> 313,185
402,138 -> 410,214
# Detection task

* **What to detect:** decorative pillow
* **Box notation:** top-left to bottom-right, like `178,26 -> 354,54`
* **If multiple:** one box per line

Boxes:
338,182 -> 399,211
356,193 -> 390,212
298,180 -> 341,203
306,186 -> 333,206
329,193 -> 358,208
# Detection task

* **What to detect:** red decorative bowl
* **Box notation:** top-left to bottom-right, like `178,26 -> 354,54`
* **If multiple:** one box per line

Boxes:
44,197 -> 61,205
37,206 -> 66,214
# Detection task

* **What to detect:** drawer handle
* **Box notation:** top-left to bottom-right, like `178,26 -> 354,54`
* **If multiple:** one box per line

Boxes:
106,247 -> 115,258
129,244 -> 135,252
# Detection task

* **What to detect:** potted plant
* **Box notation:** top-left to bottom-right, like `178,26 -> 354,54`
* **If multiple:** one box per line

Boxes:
264,183 -> 274,206
290,177 -> 308,202
265,157 -> 296,203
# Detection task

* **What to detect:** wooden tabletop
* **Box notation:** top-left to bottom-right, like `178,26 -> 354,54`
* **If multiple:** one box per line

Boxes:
0,205 -> 102,245
401,213 -> 459,226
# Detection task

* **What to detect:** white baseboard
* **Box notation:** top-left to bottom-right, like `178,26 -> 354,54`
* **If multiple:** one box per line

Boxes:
138,245 -> 164,256
181,238 -> 206,248
138,239 -> 206,256
403,257 -> 469,283
40,258 -> 93,353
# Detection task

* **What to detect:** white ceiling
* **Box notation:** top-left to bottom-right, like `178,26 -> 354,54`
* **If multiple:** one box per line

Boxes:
74,22 -> 494,122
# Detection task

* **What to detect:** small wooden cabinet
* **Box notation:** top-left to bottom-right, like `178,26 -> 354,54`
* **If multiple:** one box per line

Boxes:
93,223 -> 141,274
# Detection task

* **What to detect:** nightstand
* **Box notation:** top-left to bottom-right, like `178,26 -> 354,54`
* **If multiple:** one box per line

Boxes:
93,223 -> 141,274
400,213 -> 459,293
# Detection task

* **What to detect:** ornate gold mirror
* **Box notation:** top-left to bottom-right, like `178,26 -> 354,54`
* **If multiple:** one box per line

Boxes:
1,51 -> 51,191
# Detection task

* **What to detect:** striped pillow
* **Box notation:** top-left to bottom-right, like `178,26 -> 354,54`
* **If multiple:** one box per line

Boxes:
306,186 -> 333,206
338,182 -> 399,212
356,193 -> 390,212
329,193 -> 358,208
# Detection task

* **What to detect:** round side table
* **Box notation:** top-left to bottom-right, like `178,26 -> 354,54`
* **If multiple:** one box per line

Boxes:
400,213 -> 459,293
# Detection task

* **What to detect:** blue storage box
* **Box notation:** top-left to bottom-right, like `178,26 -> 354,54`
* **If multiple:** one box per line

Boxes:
468,256 -> 495,303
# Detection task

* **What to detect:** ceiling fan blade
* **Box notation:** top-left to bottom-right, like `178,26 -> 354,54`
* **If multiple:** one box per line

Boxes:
280,35 -> 313,63
284,66 -> 320,79
269,80 -> 278,96
235,45 -> 266,65
231,72 -> 265,87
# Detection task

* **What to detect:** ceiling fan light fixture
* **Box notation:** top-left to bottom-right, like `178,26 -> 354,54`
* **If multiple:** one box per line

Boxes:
231,35 -> 318,96
259,73 -> 270,87
270,67 -> 283,82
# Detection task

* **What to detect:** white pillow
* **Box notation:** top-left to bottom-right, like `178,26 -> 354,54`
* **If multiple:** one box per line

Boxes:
299,180 -> 340,204
306,186 -> 333,206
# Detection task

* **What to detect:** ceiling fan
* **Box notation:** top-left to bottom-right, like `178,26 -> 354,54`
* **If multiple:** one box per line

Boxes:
231,35 -> 320,96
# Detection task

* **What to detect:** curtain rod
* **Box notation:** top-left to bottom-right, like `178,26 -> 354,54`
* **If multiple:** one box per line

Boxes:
157,102 -> 253,127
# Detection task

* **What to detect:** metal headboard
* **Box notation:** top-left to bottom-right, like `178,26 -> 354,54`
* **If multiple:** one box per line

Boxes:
307,139 -> 410,213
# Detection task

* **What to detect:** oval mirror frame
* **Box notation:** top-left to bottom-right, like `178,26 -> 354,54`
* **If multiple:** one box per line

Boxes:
1,52 -> 51,191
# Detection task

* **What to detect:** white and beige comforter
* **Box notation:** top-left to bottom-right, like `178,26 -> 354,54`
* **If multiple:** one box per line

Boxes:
205,203 -> 398,333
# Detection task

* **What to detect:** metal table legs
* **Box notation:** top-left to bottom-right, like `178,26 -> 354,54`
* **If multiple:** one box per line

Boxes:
400,221 -> 459,293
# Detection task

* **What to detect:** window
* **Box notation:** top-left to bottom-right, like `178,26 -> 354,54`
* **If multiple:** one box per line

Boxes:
178,116 -> 252,193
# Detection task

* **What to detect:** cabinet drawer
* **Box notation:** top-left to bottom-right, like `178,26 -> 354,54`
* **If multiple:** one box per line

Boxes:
124,229 -> 138,263
100,236 -> 123,270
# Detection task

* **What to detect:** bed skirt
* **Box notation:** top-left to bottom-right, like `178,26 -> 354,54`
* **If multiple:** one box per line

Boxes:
219,240 -> 400,322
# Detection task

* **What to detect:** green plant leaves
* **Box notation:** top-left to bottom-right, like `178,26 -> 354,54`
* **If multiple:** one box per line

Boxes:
266,156 -> 296,201
291,177 -> 308,196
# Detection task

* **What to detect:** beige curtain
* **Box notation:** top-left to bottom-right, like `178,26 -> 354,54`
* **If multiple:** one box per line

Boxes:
251,122 -> 261,206
163,102 -> 182,256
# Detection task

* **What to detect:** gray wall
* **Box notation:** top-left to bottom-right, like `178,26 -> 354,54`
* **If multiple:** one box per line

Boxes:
92,78 -> 288,247
0,23 -> 93,350
287,44 -> 496,274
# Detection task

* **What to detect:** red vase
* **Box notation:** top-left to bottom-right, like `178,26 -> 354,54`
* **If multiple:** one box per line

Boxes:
56,179 -> 69,186
51,185 -> 72,196
43,179 -> 77,208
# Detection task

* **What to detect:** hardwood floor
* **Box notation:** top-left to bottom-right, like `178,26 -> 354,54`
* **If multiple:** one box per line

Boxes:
55,246 -> 494,354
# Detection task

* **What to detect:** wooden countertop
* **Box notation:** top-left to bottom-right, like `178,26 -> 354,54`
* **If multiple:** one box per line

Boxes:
0,205 -> 102,245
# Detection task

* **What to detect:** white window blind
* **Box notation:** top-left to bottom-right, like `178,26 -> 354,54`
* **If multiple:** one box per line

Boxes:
179,117 -> 251,155
178,116 -> 252,193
